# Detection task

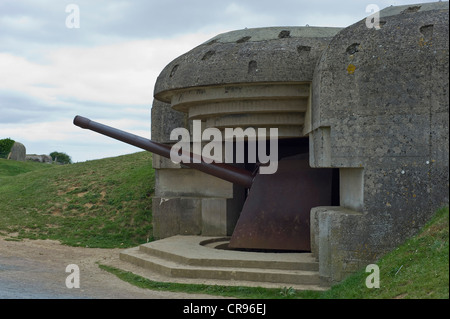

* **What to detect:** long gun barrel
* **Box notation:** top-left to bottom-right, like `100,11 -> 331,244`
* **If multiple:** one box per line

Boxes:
73,115 -> 254,188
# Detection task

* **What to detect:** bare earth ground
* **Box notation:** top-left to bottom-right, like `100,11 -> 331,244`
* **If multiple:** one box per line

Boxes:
0,236 -> 225,299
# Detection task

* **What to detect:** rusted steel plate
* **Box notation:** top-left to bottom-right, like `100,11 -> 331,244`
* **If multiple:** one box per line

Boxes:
229,154 -> 333,251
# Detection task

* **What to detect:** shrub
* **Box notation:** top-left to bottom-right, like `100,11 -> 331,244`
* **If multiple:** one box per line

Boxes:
50,151 -> 72,164
0,138 -> 16,159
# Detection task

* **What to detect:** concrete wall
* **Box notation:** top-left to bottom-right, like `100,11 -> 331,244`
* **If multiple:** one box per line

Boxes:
309,2 -> 449,282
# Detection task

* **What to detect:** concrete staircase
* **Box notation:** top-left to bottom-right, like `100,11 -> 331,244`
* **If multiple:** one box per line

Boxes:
119,236 -> 328,291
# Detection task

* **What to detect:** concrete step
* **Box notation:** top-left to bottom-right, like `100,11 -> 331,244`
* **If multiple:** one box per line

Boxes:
138,237 -> 318,272
118,236 -> 327,290
120,247 -> 321,286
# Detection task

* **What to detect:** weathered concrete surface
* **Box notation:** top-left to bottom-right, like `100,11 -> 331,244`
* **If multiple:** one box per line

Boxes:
152,197 -> 202,239
154,26 -> 342,102
170,83 -> 310,138
8,142 -> 26,161
151,99 -> 186,145
310,2 -> 449,282
155,169 -> 233,198
152,171 -> 245,239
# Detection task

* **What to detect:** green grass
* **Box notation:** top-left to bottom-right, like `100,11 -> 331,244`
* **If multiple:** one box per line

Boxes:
319,206 -> 449,299
0,158 -> 53,177
98,264 -> 314,299
0,152 -> 154,248
0,154 -> 448,298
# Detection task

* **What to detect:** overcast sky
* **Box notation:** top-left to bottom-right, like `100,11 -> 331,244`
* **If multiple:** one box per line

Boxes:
0,0 -> 443,163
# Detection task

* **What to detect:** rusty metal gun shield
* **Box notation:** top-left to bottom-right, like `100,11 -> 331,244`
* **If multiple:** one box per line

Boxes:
229,154 -> 333,251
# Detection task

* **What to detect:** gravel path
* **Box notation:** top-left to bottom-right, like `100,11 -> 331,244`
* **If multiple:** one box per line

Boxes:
0,237 -> 223,299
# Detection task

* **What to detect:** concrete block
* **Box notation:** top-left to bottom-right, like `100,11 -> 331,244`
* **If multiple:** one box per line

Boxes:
152,153 -> 182,169
155,168 -> 233,198
151,99 -> 187,144
311,206 -> 368,282
339,168 -> 364,212
309,126 -> 331,167
152,197 -> 202,239
201,198 -> 228,236
201,187 -> 245,236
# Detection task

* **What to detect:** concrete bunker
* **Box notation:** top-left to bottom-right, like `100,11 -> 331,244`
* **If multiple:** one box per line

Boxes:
150,2 -> 449,282
74,2 -> 448,284
151,26 -> 342,251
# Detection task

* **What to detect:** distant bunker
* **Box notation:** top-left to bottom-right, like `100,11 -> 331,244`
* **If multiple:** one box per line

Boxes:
150,2 -> 449,282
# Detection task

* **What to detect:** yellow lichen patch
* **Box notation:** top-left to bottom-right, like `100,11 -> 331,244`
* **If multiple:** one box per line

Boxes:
347,64 -> 356,74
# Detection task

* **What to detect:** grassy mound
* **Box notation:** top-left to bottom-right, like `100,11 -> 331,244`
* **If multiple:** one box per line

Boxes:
0,152 -> 154,248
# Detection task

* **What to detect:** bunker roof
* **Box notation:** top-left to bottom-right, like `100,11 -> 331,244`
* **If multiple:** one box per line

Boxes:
154,26 -> 342,103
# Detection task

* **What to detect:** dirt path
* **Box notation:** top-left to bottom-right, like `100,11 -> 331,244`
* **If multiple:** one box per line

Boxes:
0,237 -> 224,299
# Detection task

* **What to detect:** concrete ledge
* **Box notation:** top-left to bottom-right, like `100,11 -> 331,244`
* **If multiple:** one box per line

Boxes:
155,169 -> 233,198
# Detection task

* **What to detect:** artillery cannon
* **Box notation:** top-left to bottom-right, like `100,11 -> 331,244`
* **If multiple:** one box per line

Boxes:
74,115 -> 336,251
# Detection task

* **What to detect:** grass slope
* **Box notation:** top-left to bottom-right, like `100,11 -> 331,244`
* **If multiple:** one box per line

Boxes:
0,152 -> 154,248
0,158 -> 53,177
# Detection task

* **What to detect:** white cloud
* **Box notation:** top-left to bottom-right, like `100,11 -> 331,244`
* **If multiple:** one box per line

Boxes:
0,14 -> 46,31
2,0 -> 444,162
220,2 -> 277,30
0,32 -> 216,107
0,31 -> 218,161
0,117 -> 151,162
